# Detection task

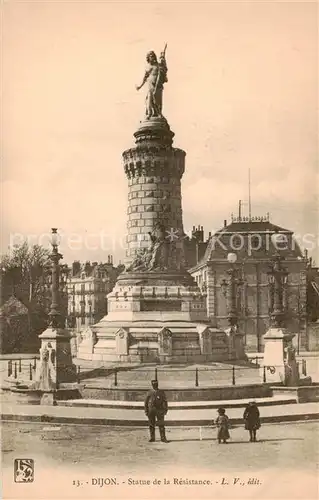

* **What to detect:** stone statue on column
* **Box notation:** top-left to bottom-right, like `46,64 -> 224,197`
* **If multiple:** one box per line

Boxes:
136,44 -> 168,119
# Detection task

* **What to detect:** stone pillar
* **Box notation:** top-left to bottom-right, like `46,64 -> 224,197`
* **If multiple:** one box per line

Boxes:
260,328 -> 295,383
206,267 -> 215,319
33,327 -> 76,404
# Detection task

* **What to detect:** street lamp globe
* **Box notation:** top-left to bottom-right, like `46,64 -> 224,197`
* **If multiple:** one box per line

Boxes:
51,228 -> 61,247
227,252 -> 237,264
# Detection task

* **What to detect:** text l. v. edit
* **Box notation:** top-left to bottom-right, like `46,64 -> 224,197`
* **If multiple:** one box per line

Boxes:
221,477 -> 261,486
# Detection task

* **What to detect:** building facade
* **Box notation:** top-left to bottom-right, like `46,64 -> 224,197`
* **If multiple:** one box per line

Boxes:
189,215 -> 309,352
67,256 -> 122,332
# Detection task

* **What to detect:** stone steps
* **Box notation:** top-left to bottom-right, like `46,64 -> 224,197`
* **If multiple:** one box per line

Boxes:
58,394 -> 297,410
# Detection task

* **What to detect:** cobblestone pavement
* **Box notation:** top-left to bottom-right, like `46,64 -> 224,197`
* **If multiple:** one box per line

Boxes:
2,421 -> 318,499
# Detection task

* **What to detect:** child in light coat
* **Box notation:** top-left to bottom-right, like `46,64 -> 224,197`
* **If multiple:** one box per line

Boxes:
215,407 -> 230,444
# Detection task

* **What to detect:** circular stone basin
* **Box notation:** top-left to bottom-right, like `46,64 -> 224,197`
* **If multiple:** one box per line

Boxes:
3,385 -> 81,405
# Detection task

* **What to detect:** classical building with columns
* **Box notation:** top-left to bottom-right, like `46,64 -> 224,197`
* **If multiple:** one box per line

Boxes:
189,215 -> 308,352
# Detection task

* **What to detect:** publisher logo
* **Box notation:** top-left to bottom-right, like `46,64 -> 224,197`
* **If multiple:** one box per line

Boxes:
14,459 -> 34,483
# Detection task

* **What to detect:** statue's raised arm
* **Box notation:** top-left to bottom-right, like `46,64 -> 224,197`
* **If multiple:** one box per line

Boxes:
135,44 -> 168,120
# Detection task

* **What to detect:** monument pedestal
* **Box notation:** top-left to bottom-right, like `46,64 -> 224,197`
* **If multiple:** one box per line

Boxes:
78,272 -> 229,363
260,327 -> 295,384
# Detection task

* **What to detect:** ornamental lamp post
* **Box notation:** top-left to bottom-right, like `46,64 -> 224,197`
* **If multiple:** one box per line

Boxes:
221,253 -> 246,360
267,251 -> 288,329
48,228 -> 64,329
221,253 -> 243,328
33,228 -> 77,403
227,252 -> 240,327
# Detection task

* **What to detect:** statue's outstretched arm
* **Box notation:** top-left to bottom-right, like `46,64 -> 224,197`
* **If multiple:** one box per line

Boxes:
136,69 -> 150,91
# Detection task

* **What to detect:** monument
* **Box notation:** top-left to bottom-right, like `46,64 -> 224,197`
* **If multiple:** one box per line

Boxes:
78,46 -> 229,363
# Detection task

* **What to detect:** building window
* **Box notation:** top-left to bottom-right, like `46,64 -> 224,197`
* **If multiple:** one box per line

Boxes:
81,316 -> 85,325
230,235 -> 243,250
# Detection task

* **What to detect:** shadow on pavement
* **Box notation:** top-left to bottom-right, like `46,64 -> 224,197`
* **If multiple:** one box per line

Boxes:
168,437 -> 303,443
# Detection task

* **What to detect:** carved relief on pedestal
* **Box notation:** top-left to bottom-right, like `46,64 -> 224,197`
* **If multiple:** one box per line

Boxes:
79,327 -> 96,354
158,327 -> 172,355
197,327 -> 212,355
116,328 -> 129,355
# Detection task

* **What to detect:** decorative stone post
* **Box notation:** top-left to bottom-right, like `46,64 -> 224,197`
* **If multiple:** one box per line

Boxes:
33,228 -> 76,404
261,252 -> 294,383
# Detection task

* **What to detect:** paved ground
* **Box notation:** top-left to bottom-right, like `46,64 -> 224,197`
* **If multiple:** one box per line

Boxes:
2,422 -> 318,499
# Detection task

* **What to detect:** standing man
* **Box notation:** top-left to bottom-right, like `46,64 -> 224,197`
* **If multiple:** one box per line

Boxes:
144,379 -> 168,443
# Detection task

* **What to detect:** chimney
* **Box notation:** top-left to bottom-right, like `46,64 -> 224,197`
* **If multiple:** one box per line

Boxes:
224,219 -> 227,228
72,261 -> 81,276
84,261 -> 91,274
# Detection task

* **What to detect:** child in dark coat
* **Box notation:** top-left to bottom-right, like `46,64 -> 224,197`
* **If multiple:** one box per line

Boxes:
243,401 -> 261,442
215,407 -> 230,444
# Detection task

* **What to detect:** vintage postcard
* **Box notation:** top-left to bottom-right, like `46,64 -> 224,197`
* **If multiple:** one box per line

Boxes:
1,1 -> 318,499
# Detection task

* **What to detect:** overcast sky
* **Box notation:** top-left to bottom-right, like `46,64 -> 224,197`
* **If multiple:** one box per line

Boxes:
2,1 -> 318,264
